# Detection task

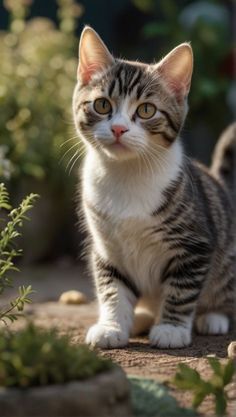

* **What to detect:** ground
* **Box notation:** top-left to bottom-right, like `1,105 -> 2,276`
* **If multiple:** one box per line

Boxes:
1,262 -> 236,416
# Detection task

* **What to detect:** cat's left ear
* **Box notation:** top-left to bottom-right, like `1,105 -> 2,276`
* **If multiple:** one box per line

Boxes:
155,43 -> 193,98
78,26 -> 114,85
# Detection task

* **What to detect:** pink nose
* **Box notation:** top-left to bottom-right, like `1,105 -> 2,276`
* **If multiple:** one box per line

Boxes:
111,124 -> 129,139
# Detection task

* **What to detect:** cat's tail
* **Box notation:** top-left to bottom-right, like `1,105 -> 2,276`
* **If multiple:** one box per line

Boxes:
211,122 -> 236,202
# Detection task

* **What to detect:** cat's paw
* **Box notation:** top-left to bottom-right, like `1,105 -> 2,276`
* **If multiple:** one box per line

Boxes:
149,323 -> 191,348
195,313 -> 229,335
85,323 -> 129,349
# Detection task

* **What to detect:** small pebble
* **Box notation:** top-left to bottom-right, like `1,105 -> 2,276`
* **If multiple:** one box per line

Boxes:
227,341 -> 236,360
59,290 -> 88,305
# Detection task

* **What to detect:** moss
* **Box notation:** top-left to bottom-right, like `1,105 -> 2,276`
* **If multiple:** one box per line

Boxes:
0,324 -> 113,388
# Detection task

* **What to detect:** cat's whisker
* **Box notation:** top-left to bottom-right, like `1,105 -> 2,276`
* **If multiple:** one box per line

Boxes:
60,136 -> 79,148
137,151 -> 148,177
139,148 -> 155,178
136,143 -> 168,177
69,152 -> 82,176
59,142 -> 80,164
66,150 -> 80,173
146,145 -> 170,172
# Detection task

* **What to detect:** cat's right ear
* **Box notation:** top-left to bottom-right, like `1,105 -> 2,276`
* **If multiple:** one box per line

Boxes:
77,26 -> 114,85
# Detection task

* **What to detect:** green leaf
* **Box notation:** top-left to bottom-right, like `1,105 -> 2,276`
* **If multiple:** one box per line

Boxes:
207,357 -> 222,377
215,392 -> 227,416
173,373 -> 198,390
222,359 -> 235,385
210,374 -> 224,390
192,390 -> 208,409
177,363 -> 201,384
142,22 -> 169,38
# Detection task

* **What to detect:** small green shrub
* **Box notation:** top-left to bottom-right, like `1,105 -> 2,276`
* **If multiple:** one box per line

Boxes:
0,182 -> 37,323
0,324 -> 113,387
172,357 -> 235,416
0,0 -> 83,184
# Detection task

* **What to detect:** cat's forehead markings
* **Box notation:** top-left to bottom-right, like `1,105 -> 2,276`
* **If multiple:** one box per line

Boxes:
107,63 -> 147,99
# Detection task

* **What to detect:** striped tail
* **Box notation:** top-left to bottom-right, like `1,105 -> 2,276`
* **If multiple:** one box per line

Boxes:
211,122 -> 236,203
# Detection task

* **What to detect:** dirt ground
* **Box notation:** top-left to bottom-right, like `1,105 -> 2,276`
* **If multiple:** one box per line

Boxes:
1,262 -> 236,416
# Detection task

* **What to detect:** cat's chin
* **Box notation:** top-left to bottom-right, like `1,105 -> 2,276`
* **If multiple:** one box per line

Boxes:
101,143 -> 137,161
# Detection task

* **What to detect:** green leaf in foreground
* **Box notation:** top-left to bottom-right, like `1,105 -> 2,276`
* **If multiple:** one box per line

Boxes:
172,358 -> 235,416
129,377 -> 197,417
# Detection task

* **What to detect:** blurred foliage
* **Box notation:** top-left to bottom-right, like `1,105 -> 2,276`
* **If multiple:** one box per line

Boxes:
0,0 -> 82,184
0,324 -> 113,387
172,357 -> 235,416
132,0 -> 234,136
0,182 -> 37,323
130,377 -> 197,416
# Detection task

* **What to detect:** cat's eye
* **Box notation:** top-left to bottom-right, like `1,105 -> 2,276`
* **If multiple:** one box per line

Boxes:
136,103 -> 156,119
94,98 -> 112,115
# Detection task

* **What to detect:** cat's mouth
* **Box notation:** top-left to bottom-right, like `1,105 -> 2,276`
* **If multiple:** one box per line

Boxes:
99,137 -> 131,151
100,139 -> 135,159
108,141 -> 129,150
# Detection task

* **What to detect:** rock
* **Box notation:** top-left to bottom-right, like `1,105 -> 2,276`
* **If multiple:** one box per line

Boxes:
0,366 -> 132,417
227,341 -> 236,360
59,290 -> 88,305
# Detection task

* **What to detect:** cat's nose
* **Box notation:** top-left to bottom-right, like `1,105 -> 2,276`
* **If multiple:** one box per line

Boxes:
111,125 -> 129,139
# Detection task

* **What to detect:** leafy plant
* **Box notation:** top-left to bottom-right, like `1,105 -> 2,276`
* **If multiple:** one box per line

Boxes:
0,0 -> 82,183
0,324 -> 113,387
0,182 -> 38,323
172,357 -> 235,416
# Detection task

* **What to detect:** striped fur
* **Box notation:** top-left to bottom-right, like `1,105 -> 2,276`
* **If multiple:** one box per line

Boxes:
73,27 -> 236,348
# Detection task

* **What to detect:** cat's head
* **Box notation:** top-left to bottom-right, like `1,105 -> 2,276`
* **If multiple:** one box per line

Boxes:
73,26 -> 193,161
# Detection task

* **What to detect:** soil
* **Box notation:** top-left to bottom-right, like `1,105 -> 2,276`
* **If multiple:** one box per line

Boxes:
1,262 -> 236,416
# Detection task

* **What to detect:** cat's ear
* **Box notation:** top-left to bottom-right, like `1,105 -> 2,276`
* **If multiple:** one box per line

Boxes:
78,26 -> 114,85
155,43 -> 193,98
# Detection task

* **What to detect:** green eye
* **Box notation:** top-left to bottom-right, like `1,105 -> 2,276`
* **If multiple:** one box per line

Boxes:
136,103 -> 156,119
94,98 -> 112,115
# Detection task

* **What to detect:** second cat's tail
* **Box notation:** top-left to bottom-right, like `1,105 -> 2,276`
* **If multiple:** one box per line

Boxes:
211,122 -> 236,203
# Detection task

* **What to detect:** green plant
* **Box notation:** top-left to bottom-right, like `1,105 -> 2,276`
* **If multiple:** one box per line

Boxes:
172,357 -> 235,416
0,182 -> 37,323
0,0 -> 82,184
132,0 -> 234,137
0,324 -> 113,387
130,377 -> 197,416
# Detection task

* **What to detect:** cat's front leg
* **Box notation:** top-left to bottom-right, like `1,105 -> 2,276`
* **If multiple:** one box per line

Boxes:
86,254 -> 138,348
150,263 -> 206,348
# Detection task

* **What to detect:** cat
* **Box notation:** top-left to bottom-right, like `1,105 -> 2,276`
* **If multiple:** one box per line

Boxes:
73,26 -> 236,349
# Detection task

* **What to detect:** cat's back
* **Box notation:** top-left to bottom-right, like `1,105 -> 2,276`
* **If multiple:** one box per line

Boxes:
187,158 -> 233,241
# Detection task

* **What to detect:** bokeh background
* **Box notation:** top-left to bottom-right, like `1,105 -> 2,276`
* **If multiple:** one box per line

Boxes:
0,0 -> 235,265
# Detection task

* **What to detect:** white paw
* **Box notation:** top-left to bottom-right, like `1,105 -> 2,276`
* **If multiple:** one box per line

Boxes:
195,313 -> 229,335
149,324 -> 191,348
85,323 -> 129,348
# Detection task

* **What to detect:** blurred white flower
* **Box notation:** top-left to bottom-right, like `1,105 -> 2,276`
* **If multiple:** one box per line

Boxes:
0,145 -> 13,179
179,1 -> 229,29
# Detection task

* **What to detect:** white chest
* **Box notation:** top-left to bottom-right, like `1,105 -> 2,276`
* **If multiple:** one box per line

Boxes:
82,146 -> 182,294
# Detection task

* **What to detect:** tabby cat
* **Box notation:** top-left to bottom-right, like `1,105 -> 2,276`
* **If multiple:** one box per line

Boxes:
73,26 -> 236,348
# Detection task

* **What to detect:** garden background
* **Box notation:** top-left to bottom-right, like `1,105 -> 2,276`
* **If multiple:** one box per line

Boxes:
0,2 -> 235,415
0,0 -> 235,263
